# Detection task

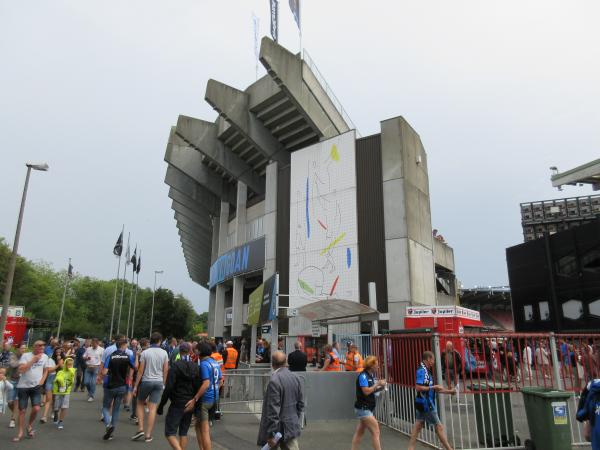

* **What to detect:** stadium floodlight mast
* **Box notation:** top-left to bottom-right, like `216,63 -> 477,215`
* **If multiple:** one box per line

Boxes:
149,270 -> 163,336
0,162 -> 49,346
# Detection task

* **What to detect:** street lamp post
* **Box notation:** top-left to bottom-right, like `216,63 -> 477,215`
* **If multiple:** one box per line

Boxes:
0,163 -> 49,346
149,270 -> 163,337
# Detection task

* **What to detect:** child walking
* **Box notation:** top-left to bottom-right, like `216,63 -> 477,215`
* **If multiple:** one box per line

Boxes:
52,357 -> 76,430
0,367 -> 15,414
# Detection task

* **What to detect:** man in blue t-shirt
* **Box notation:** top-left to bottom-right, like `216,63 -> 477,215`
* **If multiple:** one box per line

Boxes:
408,351 -> 455,450
185,342 -> 221,450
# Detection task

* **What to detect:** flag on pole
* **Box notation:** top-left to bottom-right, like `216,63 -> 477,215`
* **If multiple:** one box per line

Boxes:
136,251 -> 141,274
270,0 -> 278,42
289,0 -> 300,29
131,246 -> 137,271
68,261 -> 74,278
125,242 -> 131,265
113,231 -> 123,256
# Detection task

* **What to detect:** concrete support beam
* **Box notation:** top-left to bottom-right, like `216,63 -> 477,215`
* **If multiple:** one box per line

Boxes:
205,79 -> 289,166
259,37 -> 349,139
168,187 -> 217,219
214,284 -> 226,338
380,116 -> 436,330
218,201 -> 230,255
165,130 -> 236,205
176,116 -> 265,195
263,162 -> 278,278
231,182 -> 247,337
172,204 -> 212,232
212,201 -> 230,338
207,290 -> 216,337
165,166 -> 229,213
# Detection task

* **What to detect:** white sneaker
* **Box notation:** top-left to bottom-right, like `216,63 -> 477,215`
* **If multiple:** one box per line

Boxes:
9,419 -> 16,428
87,397 -> 94,402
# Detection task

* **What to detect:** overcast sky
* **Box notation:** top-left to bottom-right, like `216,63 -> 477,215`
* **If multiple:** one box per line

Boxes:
1,1 -> 598,314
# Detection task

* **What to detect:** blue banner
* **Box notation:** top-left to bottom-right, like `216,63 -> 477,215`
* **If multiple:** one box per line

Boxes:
208,236 -> 266,288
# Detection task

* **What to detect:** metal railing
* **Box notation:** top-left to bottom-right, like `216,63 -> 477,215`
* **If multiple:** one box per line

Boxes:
219,367 -> 271,415
302,48 -> 361,137
372,332 -> 599,449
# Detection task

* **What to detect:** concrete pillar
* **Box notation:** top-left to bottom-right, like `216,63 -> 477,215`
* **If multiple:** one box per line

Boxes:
263,162 -> 278,360
380,117 -> 435,330
213,201 -> 230,338
231,182 -> 247,337
207,290 -> 216,337
214,285 -> 226,338
263,162 -> 278,279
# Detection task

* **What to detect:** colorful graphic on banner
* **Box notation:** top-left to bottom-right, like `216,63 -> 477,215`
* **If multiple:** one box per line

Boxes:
289,131 -> 359,314
248,283 -> 264,326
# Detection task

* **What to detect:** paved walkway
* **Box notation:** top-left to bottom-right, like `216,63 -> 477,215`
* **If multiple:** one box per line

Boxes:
0,389 -> 430,449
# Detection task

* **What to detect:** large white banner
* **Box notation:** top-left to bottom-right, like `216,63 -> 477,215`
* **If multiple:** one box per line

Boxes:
289,131 -> 359,321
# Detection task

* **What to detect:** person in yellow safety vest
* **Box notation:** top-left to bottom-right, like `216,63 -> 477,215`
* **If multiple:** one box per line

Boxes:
345,343 -> 364,372
321,344 -> 341,371
223,341 -> 239,370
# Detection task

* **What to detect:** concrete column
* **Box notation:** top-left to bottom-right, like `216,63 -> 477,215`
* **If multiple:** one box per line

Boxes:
380,117 -> 435,330
214,285 -> 226,338
263,162 -> 278,360
231,182 -> 247,337
263,162 -> 278,279
207,289 -> 216,337
213,201 -> 230,338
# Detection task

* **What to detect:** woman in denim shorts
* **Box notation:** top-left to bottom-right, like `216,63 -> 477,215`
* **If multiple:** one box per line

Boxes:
351,356 -> 387,450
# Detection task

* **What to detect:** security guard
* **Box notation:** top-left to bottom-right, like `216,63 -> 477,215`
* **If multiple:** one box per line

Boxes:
321,344 -> 341,371
223,341 -> 239,370
344,343 -> 364,372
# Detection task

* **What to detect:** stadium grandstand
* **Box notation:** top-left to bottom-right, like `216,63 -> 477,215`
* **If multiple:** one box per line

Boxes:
459,286 -> 514,331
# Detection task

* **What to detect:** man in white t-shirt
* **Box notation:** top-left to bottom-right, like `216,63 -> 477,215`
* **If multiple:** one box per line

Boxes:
83,338 -> 104,401
132,332 -> 168,443
14,340 -> 51,442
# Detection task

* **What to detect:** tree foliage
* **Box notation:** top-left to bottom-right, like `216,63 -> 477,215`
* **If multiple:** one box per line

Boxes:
0,237 -> 200,339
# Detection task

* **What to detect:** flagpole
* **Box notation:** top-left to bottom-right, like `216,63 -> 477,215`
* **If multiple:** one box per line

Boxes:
56,258 -> 71,340
117,232 -> 130,335
109,225 -> 124,340
131,270 -> 140,338
125,247 -> 136,337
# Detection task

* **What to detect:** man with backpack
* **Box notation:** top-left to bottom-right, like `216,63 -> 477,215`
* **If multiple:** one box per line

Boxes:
158,342 -> 200,450
577,378 -> 600,450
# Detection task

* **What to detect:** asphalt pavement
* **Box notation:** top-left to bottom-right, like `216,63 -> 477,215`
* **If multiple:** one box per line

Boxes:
0,388 -> 432,449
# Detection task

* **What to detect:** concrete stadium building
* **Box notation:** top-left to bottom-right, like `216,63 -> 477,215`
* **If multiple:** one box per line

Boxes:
164,38 -> 456,339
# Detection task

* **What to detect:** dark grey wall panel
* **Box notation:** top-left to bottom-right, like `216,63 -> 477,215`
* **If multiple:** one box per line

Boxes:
356,134 -> 388,313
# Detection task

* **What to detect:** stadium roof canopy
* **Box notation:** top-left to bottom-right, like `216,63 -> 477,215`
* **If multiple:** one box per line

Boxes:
552,158 -> 600,191
298,299 -> 379,324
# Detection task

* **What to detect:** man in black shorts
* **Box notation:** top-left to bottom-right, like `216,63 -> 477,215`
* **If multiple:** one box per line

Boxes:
101,338 -> 135,441
158,342 -> 200,450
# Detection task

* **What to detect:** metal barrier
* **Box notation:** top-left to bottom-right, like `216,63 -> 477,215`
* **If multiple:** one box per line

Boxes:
373,332 -> 600,449
219,367 -> 271,415
302,49 -> 361,137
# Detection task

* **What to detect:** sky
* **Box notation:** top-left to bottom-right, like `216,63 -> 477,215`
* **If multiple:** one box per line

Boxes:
0,1 -> 598,313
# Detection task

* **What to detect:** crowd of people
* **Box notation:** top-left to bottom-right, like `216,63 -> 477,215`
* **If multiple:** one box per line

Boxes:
0,333 -> 236,448
7,334 -> 598,449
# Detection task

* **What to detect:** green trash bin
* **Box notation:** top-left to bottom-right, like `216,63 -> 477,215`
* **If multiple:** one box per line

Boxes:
521,386 -> 572,450
469,382 -> 518,447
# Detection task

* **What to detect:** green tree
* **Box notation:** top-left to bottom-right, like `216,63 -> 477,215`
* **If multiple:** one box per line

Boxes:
0,237 -> 199,339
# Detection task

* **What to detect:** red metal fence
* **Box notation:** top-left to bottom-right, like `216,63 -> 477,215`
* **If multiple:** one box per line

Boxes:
372,332 -> 600,449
